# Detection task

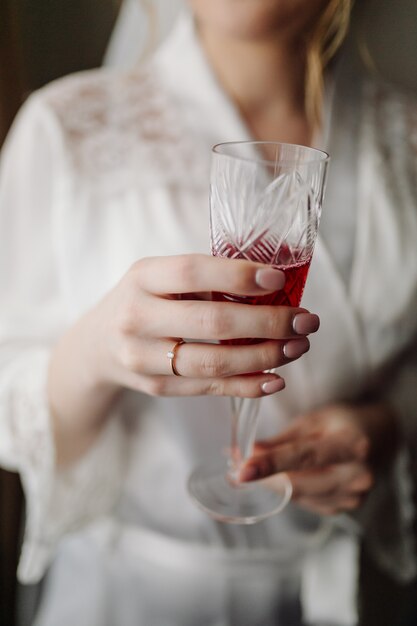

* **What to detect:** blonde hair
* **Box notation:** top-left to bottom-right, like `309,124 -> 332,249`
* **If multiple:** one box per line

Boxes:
306,0 -> 354,128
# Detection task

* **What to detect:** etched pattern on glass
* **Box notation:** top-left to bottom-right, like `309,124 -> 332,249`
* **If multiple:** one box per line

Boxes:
210,160 -> 321,267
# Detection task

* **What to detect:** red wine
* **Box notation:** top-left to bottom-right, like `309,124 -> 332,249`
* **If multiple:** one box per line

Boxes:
212,243 -> 311,344
213,257 -> 310,308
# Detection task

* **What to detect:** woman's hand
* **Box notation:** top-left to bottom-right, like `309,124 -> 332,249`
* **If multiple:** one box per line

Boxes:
93,254 -> 319,398
48,254 -> 319,464
239,402 -> 399,515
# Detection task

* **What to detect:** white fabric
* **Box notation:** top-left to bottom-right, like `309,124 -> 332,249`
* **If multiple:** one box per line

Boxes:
103,0 -> 148,69
33,516 -> 307,626
103,0 -> 182,69
302,531 -> 359,626
1,11 -> 417,626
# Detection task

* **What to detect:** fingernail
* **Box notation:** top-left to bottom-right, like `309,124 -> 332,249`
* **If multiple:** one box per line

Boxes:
292,313 -> 320,335
283,337 -> 310,359
239,465 -> 259,482
255,268 -> 285,291
262,378 -> 286,394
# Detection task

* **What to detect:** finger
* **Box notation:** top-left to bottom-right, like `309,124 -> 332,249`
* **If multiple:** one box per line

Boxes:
122,338 -> 310,377
240,431 -> 369,480
255,404 -> 373,452
254,408 -> 352,451
294,496 -> 363,516
142,298 -> 318,342
275,463 -> 372,515
284,463 -> 373,500
253,422 -> 307,450
133,254 -> 286,296
253,422 -> 363,453
127,371 -> 286,399
175,338 -> 310,377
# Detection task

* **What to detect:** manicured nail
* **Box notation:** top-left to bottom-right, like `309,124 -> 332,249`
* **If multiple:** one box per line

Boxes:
239,464 -> 259,482
283,337 -> 310,359
255,268 -> 285,291
292,313 -> 320,335
262,378 -> 286,394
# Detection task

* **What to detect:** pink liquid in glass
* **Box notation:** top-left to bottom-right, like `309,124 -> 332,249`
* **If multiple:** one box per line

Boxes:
212,243 -> 311,344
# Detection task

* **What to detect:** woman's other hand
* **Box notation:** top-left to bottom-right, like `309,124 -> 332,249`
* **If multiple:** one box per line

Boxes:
239,402 -> 399,515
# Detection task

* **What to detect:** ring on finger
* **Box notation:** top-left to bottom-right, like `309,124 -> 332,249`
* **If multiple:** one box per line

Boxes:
167,340 -> 185,376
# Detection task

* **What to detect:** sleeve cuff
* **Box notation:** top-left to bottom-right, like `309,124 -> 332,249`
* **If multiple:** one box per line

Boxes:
0,348 -> 126,584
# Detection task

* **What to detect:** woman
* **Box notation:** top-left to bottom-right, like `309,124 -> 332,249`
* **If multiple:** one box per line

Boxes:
1,0 -> 416,624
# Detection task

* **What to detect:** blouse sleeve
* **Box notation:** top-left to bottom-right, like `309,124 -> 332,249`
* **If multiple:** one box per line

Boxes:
348,84 -> 417,585
350,344 -> 417,584
0,94 -> 126,584
378,344 -> 417,580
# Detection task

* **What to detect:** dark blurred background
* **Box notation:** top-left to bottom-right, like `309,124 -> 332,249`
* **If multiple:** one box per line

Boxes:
0,0 -> 121,145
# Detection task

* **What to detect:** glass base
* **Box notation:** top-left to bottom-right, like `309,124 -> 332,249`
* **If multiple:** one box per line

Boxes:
188,462 -> 292,525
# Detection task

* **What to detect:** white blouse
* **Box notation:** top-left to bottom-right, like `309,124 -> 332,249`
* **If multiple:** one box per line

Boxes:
1,12 -> 417,626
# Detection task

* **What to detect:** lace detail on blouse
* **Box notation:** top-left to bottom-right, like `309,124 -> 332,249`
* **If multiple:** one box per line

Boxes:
0,351 -> 54,474
19,412 -> 126,584
372,81 -> 417,206
0,348 -> 126,584
42,67 -> 210,194
356,80 -> 417,363
0,350 -> 55,581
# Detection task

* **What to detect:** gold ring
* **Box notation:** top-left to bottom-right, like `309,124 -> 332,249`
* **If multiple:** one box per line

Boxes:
167,340 -> 185,376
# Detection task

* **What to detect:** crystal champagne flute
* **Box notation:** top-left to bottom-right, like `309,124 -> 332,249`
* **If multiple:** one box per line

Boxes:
188,141 -> 329,524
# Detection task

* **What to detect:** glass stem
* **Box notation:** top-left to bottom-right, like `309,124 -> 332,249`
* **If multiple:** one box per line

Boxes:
228,397 -> 261,483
